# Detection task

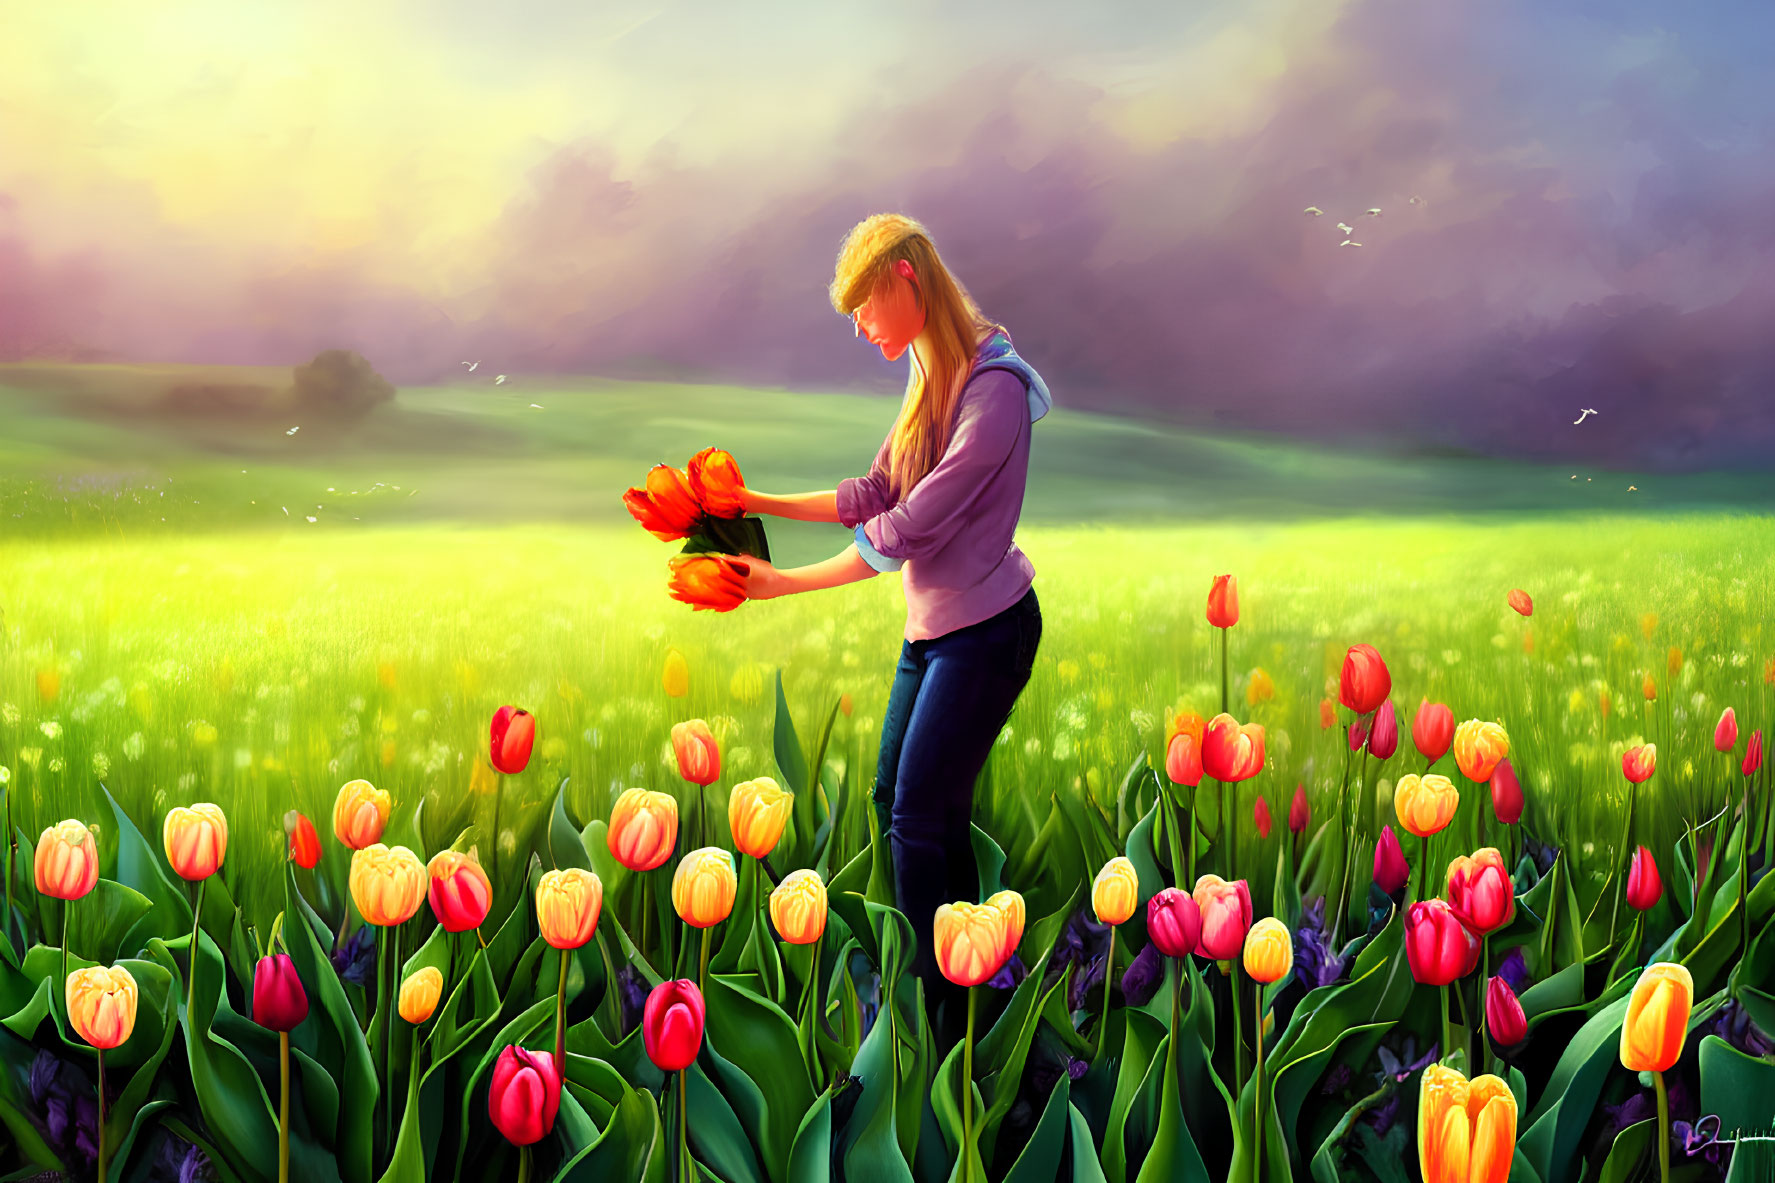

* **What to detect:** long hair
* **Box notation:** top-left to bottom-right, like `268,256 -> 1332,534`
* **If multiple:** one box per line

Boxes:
829,214 -> 1006,498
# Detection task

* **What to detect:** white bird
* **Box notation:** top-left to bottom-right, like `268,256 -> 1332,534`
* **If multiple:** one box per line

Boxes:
529,403 -> 544,409
494,375 -> 508,385
1573,408 -> 1596,425
1337,222 -> 1354,235
306,516 -> 317,523
1628,485 -> 1638,492
1570,474 -> 1578,480
1304,206 -> 1323,216
461,361 -> 479,372
1340,239 -> 1362,247
1408,195 -> 1425,206
286,426 -> 300,436
1365,208 -> 1382,216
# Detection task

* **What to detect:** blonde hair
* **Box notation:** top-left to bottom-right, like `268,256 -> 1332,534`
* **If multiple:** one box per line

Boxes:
830,214 -> 1006,497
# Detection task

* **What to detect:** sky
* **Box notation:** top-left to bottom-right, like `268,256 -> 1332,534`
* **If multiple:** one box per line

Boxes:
4,0 -> 1774,469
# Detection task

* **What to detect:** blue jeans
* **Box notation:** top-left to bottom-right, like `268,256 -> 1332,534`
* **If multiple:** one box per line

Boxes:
872,586 -> 1042,999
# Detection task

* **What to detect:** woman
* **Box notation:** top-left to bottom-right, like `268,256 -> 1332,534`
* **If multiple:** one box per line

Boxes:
739,213 -> 1050,1015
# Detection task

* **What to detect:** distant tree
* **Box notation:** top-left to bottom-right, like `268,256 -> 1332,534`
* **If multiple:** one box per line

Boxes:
292,350 -> 395,419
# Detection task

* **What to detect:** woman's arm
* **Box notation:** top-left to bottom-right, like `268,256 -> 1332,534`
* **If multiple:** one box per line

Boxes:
741,489 -> 841,523
744,545 -> 878,599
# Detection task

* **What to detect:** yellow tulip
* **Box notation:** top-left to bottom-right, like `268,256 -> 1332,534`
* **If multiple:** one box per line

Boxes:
1452,720 -> 1510,784
1417,1063 -> 1517,1183
349,843 -> 427,926
607,788 -> 679,872
768,869 -> 828,945
728,777 -> 793,859
35,819 -> 99,901
1092,856 -> 1139,926
1242,916 -> 1294,984
671,847 -> 738,929
933,901 -> 1010,987
66,965 -> 139,1050
398,966 -> 443,1024
1395,773 -> 1460,838
1620,962 -> 1693,1073
986,889 -> 1026,962
663,648 -> 690,698
536,868 -> 603,950
333,779 -> 391,850
163,803 -> 228,881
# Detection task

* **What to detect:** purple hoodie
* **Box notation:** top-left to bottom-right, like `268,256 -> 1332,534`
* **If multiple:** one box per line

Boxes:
837,330 -> 1050,641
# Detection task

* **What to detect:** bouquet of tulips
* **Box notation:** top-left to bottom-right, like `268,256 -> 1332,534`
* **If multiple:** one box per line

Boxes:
624,446 -> 769,612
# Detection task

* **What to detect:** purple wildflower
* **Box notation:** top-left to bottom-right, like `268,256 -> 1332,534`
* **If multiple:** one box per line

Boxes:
330,925 -> 376,988
1705,1000 -> 1775,1058
1375,1036 -> 1436,1084
1604,1091 -> 1657,1134
1364,1091 -> 1401,1136
1121,943 -> 1164,1006
1496,947 -> 1530,995
1320,1062 -> 1353,1096
987,954 -> 1029,991
616,964 -> 650,1039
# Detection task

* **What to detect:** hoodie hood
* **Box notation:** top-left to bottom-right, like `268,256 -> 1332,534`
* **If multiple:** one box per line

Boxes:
972,331 -> 1052,423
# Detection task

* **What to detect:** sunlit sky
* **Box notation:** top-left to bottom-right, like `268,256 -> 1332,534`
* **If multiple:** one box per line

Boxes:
5,0 -> 1774,466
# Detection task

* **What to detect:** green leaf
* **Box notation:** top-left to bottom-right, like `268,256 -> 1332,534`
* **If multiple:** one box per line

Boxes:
64,879 -> 152,966
788,1089 -> 834,1183
548,784 -> 593,873
182,920 -> 280,1181
1102,1007 -> 1167,1183
775,671 -> 810,796
972,824 -> 1008,901
553,1085 -> 668,1183
688,1057 -> 770,1183
1070,1102 -> 1111,1183
1699,1033 -> 1775,1139
1595,1120 -> 1652,1183
1004,1077 -> 1072,1183
704,972 -> 817,1176
976,962 -> 1059,1162
104,785 -> 193,951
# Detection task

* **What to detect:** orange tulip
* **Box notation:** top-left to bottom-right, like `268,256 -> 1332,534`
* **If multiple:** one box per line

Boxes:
728,776 -> 793,858
537,868 -> 603,949
426,850 -> 493,933
1506,589 -> 1532,617
1417,1063 -> 1517,1183
1620,962 -> 1693,1073
1165,711 -> 1205,786
1319,698 -> 1336,730
933,901 -> 1011,987
1622,743 -> 1657,784
349,843 -> 427,926
66,965 -> 138,1050
1395,773 -> 1460,838
607,788 -> 678,872
662,648 -> 690,698
666,554 -> 750,613
768,869 -> 829,945
285,810 -> 321,869
1092,856 -> 1139,926
624,463 -> 703,541
687,447 -> 747,519
1641,674 -> 1656,702
163,803 -> 228,881
670,720 -> 721,786
1206,575 -> 1239,628
399,967 -> 444,1024
671,847 -> 738,928
34,820 -> 99,901
333,779 -> 391,850
1452,720 -> 1510,783
1242,917 -> 1293,984
1666,646 -> 1682,677
1201,713 -> 1265,782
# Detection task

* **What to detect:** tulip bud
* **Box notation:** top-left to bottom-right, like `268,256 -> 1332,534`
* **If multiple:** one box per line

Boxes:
671,847 -> 738,928
427,849 -> 493,933
662,648 -> 690,698
1367,700 -> 1400,760
1339,644 -> 1392,715
349,843 -> 427,927
1253,796 -> 1272,839
333,780 -> 391,850
1620,963 -> 1694,1074
1288,784 -> 1310,835
1715,707 -> 1738,753
1146,888 -> 1202,958
1206,574 -> 1238,629
1242,917 -> 1293,984
1453,720 -> 1511,783
1626,845 -> 1663,911
1394,773 -> 1460,838
489,706 -> 536,775
933,901 -> 1012,986
1164,713 -> 1205,787
1412,701 -> 1454,764
1507,588 -> 1532,617
670,720 -> 721,786
1486,975 -> 1527,1048
607,788 -> 679,872
1622,744 -> 1657,784
34,820 -> 99,901
67,965 -> 139,1051
285,810 -> 321,869
537,868 -> 603,950
728,776 -> 793,859
1092,856 -> 1139,926
643,980 -> 706,1071
399,966 -> 443,1024
1488,759 -> 1523,825
163,803 -> 228,881
1447,848 -> 1514,936
1201,713 -> 1265,782
768,868 -> 828,945
1418,1064 -> 1517,1183
1745,730 -> 1764,777
252,954 -> 309,1032
488,1046 -> 562,1146
1374,825 -> 1411,896
1191,874 -> 1253,961
1405,900 -> 1480,986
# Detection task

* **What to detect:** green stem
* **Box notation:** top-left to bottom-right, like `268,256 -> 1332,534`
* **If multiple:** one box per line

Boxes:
1219,626 -> 1229,716
1331,734 -> 1355,944
1233,963 -> 1246,1091
1096,928 -> 1115,1062
61,901 -> 69,996
518,1143 -> 532,1183
679,1068 -> 691,1183
279,1031 -> 291,1183
97,1048 -> 108,1183
800,943 -> 819,1077
1163,785 -> 1187,889
555,948 -> 569,1069
1478,937 -> 1489,1073
3,787 -> 13,956
1254,986 -> 1265,1183
963,984 -> 978,1183
1741,777 -> 1750,961
698,925 -> 711,995
1440,983 -> 1452,1064
187,878 -> 205,1021
1654,1069 -> 1669,1183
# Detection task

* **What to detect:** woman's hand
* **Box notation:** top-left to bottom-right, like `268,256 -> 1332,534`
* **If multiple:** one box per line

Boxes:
742,557 -> 789,600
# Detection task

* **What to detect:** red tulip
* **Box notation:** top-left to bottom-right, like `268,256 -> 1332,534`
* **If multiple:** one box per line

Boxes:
686,447 -> 746,519
1201,713 -> 1265,782
1253,796 -> 1272,839
490,706 -> 535,775
1367,700 -> 1398,760
1622,744 -> 1656,784
427,850 -> 493,934
1373,824 -> 1410,896
1191,875 -> 1253,961
1413,701 -> 1454,764
1206,575 -> 1239,629
643,979 -> 706,1072
1507,589 -> 1532,617
285,810 -> 321,869
1339,644 -> 1391,715
1165,713 -> 1205,787
251,954 -> 309,1032
1715,707 -> 1738,753
1486,976 -> 1528,1047
1626,845 -> 1663,911
1146,888 -> 1202,959
1405,899 -> 1480,986
623,464 -> 703,542
1447,848 -> 1515,936
488,1046 -> 561,1146
1489,759 -> 1524,826
1745,730 -> 1764,777
1288,784 -> 1309,834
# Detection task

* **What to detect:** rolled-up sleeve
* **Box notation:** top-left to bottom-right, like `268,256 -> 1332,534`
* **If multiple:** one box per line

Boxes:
836,437 -> 893,529
860,370 -> 1025,564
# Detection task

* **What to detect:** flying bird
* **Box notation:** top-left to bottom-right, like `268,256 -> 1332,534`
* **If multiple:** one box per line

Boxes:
1337,222 -> 1354,235
1340,239 -> 1362,247
461,361 -> 479,372
1408,195 -> 1425,205
1365,208 -> 1382,216
1628,485 -> 1638,492
285,426 -> 300,436
1303,206 -> 1323,216
1573,408 -> 1597,425
495,375 -> 508,385
529,403 -> 544,409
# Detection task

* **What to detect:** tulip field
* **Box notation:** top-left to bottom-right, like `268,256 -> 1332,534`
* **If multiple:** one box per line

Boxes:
4,479 -> 1775,1181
